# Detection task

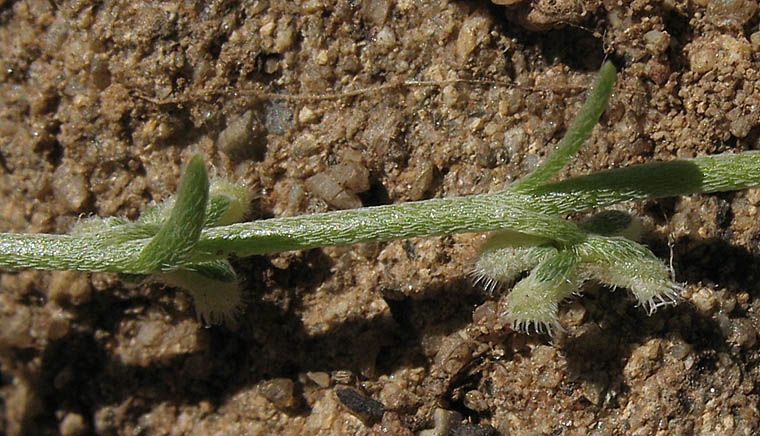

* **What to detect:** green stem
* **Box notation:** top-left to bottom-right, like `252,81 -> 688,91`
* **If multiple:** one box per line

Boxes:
193,192 -> 585,258
2,62 -> 759,274
195,151 -> 760,257
0,234 -> 148,273
529,151 -> 760,213
2,152 -> 759,270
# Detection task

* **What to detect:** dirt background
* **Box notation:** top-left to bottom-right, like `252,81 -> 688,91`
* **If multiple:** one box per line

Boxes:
1,0 -> 760,435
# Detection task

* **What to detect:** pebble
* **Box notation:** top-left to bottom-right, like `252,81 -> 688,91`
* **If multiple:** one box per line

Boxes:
274,18 -> 295,53
689,35 -> 751,74
362,0 -> 390,25
53,162 -> 90,213
728,318 -> 757,349
48,271 -> 92,306
643,30 -> 669,55
419,408 -> 462,436
306,161 -> 370,209
0,298 -> 34,348
407,160 -> 434,201
298,106 -> 319,124
306,371 -> 331,388
375,26 -> 397,53
259,378 -> 297,410
47,312 -> 71,341
59,412 -> 87,436
335,387 -> 384,424
700,0 -> 758,25
442,84 -> 460,107
217,110 -> 266,158
464,389 -> 489,412
456,12 -> 491,63
691,287 -> 717,313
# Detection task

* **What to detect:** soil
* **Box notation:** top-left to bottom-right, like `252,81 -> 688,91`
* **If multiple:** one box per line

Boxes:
1,0 -> 760,435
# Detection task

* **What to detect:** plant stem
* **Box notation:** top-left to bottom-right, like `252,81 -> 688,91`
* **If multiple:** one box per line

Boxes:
194,192 -> 586,258
2,63 -> 759,273
2,150 -> 759,271
195,151 -> 760,257
530,151 -> 760,213
0,234 -> 148,272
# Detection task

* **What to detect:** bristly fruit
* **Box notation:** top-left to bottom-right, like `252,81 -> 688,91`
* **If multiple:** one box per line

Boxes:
476,210 -> 681,335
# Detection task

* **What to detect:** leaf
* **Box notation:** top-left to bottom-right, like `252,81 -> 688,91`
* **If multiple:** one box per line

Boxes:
135,156 -> 210,273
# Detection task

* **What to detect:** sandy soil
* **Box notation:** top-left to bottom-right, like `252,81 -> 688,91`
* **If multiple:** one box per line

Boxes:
1,0 -> 760,434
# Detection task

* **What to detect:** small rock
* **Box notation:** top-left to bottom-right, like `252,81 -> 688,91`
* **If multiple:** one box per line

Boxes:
442,84 -> 460,107
217,109 -> 266,158
259,378 -> 297,410
580,373 -> 607,406
456,12 -> 491,63
330,161 -> 370,193
407,160 -> 434,201
464,389 -> 489,412
298,106 -> 318,124
306,172 -> 359,209
59,412 -> 87,436
730,117 -> 752,138
48,271 -> 92,306
643,30 -> 669,55
306,371 -> 331,388
688,35 -> 751,74
702,0 -> 758,25
47,312 -> 71,341
419,408 -> 462,436
379,411 -> 414,436
316,49 -> 329,65
53,162 -> 90,213
0,296 -> 34,348
374,26 -> 397,53
729,318 -> 757,349
265,101 -> 293,135
335,387 -> 384,424
306,160 -> 370,209
691,288 -> 716,313
361,0 -> 391,25
274,18 -> 295,52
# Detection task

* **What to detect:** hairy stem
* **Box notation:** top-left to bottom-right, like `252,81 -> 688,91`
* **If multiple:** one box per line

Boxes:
1,151 -> 759,270
194,193 -> 584,258
195,151 -> 760,257
529,151 -> 760,213
1,63 -> 759,274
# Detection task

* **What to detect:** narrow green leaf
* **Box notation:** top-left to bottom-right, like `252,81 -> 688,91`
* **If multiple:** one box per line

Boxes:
135,156 -> 210,273
513,61 -> 616,191
581,210 -> 641,240
204,196 -> 233,227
